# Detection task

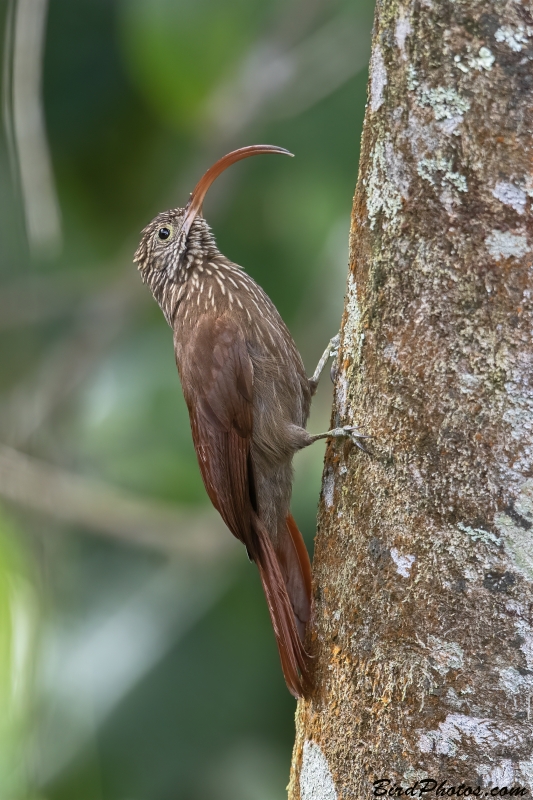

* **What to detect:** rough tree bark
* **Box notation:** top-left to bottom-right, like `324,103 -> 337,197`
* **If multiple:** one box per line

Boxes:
289,0 -> 533,796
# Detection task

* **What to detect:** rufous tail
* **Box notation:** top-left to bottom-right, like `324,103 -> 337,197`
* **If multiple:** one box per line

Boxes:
281,513 -> 313,641
251,510 -> 313,698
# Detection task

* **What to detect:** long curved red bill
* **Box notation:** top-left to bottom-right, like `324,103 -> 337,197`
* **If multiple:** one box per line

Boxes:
181,145 -> 293,237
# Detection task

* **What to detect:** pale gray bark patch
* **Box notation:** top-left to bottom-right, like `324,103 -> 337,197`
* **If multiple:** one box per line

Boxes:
499,665 -> 533,695
494,24 -> 532,52
454,46 -> 496,73
299,741 -> 337,800
485,230 -> 530,260
366,135 -> 409,229
370,45 -> 387,112
457,522 -> 501,546
416,86 -> 470,120
416,157 -> 468,193
426,636 -> 464,675
395,10 -> 412,59
492,181 -> 527,214
482,762 -> 516,787
390,547 -> 415,577
418,713 -> 530,756
520,760 -> 533,786
496,479 -> 533,582
322,469 -> 335,509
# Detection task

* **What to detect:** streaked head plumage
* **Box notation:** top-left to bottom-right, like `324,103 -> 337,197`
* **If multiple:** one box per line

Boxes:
134,145 -> 293,288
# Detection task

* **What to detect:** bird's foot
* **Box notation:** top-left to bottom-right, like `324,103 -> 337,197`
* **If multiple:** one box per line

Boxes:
310,333 -> 341,390
327,425 -> 371,452
309,424 -> 371,452
328,333 -> 340,360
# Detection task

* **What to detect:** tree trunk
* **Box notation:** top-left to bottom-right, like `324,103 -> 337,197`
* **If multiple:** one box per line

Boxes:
289,0 -> 533,795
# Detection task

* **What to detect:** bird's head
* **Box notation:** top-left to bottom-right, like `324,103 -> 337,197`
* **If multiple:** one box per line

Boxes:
134,145 -> 293,288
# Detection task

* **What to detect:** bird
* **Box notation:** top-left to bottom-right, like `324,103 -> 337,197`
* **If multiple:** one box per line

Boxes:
134,145 -> 365,698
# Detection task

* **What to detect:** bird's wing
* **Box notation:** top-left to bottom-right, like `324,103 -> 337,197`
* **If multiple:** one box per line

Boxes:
179,312 -> 312,698
181,314 -> 256,550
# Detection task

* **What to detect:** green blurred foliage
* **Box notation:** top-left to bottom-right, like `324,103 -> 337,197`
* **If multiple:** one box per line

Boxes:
0,0 -> 373,796
119,0 -> 271,128
0,510 -> 36,800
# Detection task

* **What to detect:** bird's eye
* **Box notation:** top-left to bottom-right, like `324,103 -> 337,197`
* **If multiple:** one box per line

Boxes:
158,227 -> 171,240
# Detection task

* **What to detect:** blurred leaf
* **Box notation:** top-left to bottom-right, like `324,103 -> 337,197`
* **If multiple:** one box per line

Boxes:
118,0 -> 269,129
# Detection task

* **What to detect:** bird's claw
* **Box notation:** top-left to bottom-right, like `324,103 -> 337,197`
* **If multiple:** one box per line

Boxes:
340,425 -> 371,452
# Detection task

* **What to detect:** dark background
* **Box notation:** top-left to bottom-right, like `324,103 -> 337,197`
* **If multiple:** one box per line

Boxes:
0,0 -> 372,797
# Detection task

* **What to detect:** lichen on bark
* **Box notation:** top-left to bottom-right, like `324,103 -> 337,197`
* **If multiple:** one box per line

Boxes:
289,0 -> 533,795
